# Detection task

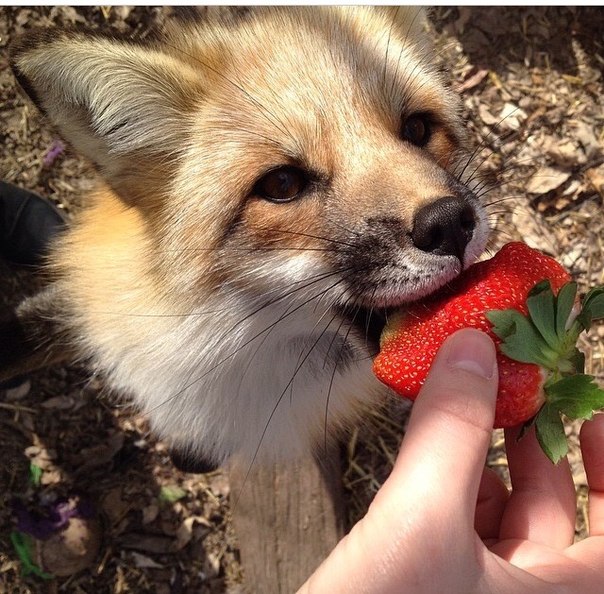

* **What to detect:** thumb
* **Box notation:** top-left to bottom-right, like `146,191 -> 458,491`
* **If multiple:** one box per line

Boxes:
382,329 -> 498,527
298,330 -> 498,594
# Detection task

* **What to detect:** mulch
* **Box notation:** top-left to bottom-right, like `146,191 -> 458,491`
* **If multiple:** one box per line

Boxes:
1,6 -> 603,593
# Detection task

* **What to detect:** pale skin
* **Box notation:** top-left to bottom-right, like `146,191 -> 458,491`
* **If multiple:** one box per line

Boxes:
299,328 -> 604,593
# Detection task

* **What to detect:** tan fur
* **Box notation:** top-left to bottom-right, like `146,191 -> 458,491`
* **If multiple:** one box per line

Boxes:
6,7 -> 490,464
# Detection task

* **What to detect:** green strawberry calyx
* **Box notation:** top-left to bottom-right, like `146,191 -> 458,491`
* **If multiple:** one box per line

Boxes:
486,281 -> 604,464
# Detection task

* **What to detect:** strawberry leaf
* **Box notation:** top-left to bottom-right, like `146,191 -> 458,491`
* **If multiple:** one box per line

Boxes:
486,309 -> 517,339
527,280 -> 559,349
576,287 -> 604,330
555,282 -> 577,339
545,374 -> 604,420
535,404 -> 568,464
486,309 -> 555,367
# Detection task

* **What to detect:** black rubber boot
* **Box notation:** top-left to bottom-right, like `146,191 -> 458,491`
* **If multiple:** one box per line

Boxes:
0,181 -> 67,266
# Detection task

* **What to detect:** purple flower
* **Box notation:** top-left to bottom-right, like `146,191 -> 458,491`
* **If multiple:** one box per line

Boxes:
12,497 -> 94,540
43,140 -> 65,167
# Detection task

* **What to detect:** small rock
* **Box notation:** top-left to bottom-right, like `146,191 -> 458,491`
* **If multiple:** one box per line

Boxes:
35,517 -> 102,577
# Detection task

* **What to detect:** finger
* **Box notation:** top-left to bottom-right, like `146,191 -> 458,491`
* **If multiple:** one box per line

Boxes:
380,329 -> 498,531
475,467 -> 509,542
499,425 -> 575,549
580,414 -> 604,536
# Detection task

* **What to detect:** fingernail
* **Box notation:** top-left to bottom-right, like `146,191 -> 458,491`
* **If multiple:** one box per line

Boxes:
446,329 -> 496,379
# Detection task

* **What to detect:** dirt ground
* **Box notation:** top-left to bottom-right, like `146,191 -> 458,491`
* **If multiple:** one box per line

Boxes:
1,6 -> 603,594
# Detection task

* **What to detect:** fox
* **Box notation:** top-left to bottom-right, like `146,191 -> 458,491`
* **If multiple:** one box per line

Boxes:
2,7 -> 489,471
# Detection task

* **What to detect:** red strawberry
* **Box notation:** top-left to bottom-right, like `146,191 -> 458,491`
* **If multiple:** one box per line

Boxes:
373,242 -> 604,463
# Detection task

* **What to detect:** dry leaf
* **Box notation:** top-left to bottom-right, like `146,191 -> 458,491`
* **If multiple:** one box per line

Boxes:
456,68 -> 489,93
478,104 -> 499,126
572,121 -> 602,160
72,432 -> 125,468
120,533 -> 173,554
525,167 -> 571,194
129,551 -> 164,569
544,138 -> 586,167
41,469 -> 64,485
586,164 -> 604,197
142,503 -> 159,525
41,395 -> 75,410
101,487 -> 131,526
174,515 -> 212,551
498,103 -> 527,131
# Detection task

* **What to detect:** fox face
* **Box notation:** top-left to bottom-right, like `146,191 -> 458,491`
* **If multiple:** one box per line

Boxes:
5,7 -> 489,468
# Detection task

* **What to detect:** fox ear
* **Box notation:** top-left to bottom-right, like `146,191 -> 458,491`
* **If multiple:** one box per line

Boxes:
10,30 -> 203,202
378,6 -> 428,43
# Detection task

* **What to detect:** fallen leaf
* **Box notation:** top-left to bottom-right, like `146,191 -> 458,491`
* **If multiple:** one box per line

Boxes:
174,515 -> 211,551
159,485 -> 187,504
526,167 -> 571,194
24,446 -> 56,470
4,379 -> 31,401
511,204 -> 558,254
572,121 -> 602,160
129,551 -> 164,569
101,487 -> 131,526
120,533 -> 173,554
40,470 -> 63,486
48,6 -> 86,25
544,138 -> 586,167
456,68 -> 489,93
498,103 -> 527,131
479,104 -> 500,126
141,503 -> 159,525
40,396 -> 75,410
586,164 -> 604,197
72,432 -> 125,469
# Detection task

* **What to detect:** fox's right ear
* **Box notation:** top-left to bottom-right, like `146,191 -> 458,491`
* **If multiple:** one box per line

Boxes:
9,30 -> 204,203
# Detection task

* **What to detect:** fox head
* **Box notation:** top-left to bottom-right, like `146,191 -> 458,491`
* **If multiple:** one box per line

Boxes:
5,7 -> 489,468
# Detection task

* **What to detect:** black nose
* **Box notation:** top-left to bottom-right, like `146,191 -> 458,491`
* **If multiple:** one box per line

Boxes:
411,196 -> 476,261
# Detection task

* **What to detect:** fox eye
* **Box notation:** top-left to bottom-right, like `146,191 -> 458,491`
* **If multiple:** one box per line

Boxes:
254,166 -> 309,203
401,114 -> 432,147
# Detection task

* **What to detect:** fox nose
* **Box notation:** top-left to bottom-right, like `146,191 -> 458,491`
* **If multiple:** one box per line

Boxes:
411,196 -> 476,261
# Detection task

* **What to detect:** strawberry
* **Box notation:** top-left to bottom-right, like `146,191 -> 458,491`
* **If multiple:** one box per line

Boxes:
373,242 -> 604,463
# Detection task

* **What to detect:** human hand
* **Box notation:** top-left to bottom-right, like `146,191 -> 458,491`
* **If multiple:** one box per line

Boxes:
298,328 -> 604,593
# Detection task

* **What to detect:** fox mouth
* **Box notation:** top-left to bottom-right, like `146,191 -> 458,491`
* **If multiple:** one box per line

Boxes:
336,260 -> 463,354
335,304 -> 392,355
335,229 -> 490,352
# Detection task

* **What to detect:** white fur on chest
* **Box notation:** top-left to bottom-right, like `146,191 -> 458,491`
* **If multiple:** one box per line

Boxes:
94,289 -> 382,465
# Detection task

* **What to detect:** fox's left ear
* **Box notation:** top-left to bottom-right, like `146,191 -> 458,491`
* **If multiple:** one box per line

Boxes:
10,30 -> 204,203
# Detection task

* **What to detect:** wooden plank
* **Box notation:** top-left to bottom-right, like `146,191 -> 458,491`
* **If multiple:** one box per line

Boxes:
229,446 -> 344,593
